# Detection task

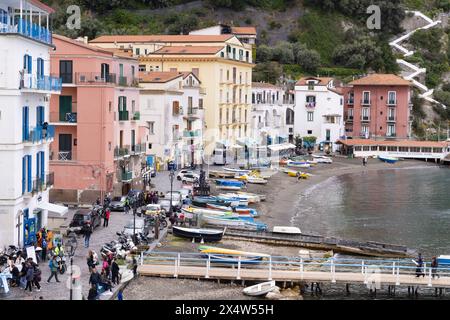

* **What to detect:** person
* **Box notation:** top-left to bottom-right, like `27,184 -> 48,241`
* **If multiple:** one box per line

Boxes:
87,284 -> 98,300
169,214 -> 177,227
41,237 -> 47,262
117,289 -> 123,300
24,262 -> 34,292
431,256 -> 439,279
102,258 -> 110,277
89,267 -> 102,290
124,197 -> 130,215
84,223 -> 93,248
33,264 -> 41,292
95,197 -> 101,206
19,261 -> 28,288
9,262 -> 20,287
132,257 -> 138,278
54,243 -> 64,257
99,269 -> 112,292
362,157 -> 366,166
111,258 -> 120,285
415,253 -> 425,277
47,256 -> 60,283
103,208 -> 110,227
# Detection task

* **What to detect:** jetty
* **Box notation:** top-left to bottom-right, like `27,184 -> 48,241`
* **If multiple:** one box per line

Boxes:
200,228 -> 415,258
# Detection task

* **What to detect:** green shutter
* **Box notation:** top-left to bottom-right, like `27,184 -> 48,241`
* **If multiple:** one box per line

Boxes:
59,96 -> 72,121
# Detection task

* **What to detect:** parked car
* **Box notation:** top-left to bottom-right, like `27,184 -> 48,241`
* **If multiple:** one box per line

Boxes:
158,198 -> 181,215
150,166 -> 156,178
109,196 -> 128,211
122,218 -> 149,237
182,173 -> 200,184
69,209 -> 102,232
177,170 -> 195,181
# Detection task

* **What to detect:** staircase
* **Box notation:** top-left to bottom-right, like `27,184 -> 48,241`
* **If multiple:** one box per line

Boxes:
389,11 -> 446,108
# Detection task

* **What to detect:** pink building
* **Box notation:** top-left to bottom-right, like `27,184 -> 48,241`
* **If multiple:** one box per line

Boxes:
343,74 -> 412,140
49,35 -> 145,203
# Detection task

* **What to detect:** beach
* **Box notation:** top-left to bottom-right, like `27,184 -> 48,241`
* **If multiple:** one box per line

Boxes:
123,157 -> 441,300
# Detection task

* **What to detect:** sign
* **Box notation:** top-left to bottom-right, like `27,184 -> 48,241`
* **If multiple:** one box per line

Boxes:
26,246 -> 37,264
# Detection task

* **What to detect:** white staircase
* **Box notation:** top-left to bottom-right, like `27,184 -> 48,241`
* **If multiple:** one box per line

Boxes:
390,11 -> 446,108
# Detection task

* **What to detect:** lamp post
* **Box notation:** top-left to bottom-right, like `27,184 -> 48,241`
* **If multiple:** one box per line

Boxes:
168,169 -> 175,215
66,233 -> 78,300
132,197 -> 137,243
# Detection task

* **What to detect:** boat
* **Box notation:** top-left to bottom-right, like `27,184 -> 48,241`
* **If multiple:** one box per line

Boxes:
223,167 -> 252,174
206,203 -> 258,216
219,193 -> 259,204
205,254 -> 263,265
273,226 -> 302,234
243,176 -> 268,185
215,179 -> 245,187
185,206 -> 254,220
378,155 -> 399,164
172,226 -> 224,242
217,195 -> 250,206
209,170 -> 235,178
192,196 -> 239,208
312,155 -> 333,163
198,246 -> 271,258
287,171 -> 310,179
237,191 -> 266,201
202,215 -> 267,231
216,185 -> 243,191
243,281 -> 277,296
286,160 -> 311,168
437,255 -> 450,265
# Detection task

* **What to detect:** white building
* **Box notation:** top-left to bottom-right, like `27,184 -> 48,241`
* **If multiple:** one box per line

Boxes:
0,0 -> 65,248
294,77 -> 344,152
189,24 -> 257,45
139,71 -> 204,169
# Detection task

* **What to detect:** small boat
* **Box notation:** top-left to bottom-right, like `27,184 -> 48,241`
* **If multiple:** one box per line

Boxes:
243,281 -> 277,296
223,167 -> 251,174
208,170 -> 235,178
172,226 -> 224,242
205,254 -> 263,265
216,185 -> 243,191
437,255 -> 450,265
182,206 -> 235,217
286,160 -> 311,168
237,191 -> 266,201
219,193 -> 259,204
273,226 -> 302,234
198,246 -> 271,258
287,171 -> 310,179
215,179 -> 245,187
206,203 -> 258,216
379,155 -> 399,164
202,215 -> 267,231
192,196 -> 239,208
312,155 -> 333,163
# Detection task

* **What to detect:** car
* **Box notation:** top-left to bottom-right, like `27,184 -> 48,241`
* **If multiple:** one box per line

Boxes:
69,209 -> 102,232
177,170 -> 195,181
182,173 -> 200,184
144,204 -> 163,216
122,218 -> 149,237
109,196 -> 128,211
164,192 -> 182,207
158,198 -> 181,214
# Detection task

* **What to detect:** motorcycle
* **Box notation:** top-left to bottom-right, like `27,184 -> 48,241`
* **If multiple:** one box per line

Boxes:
55,255 -> 67,274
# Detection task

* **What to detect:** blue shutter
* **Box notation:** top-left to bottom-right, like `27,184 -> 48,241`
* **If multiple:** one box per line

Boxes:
23,55 -> 27,71
27,155 -> 32,192
28,55 -> 32,74
22,106 -> 29,141
40,151 -> 45,182
36,152 -> 40,181
22,156 -> 26,194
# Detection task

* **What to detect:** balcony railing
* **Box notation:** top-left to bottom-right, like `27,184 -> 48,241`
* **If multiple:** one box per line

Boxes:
183,129 -> 201,138
346,115 -> 354,122
32,178 -> 45,193
119,110 -> 129,121
46,172 -> 54,188
386,133 -> 397,138
387,100 -> 397,106
64,112 -> 77,123
387,116 -> 396,122
75,73 -> 116,85
361,116 -> 370,122
121,171 -> 132,182
361,99 -> 371,106
305,102 -> 316,108
23,125 -> 55,144
21,74 -> 62,92
118,76 -> 128,87
0,17 -> 52,45
131,143 -> 146,155
57,151 -> 72,161
114,146 -> 130,158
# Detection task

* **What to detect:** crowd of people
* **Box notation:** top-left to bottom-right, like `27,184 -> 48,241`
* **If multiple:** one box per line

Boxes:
4,253 -> 42,293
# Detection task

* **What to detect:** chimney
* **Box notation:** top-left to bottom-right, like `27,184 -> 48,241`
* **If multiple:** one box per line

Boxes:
84,36 -> 88,44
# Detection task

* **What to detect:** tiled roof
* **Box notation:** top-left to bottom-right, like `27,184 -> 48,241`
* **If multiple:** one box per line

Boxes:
337,139 -> 450,148
252,82 -> 280,89
90,35 -> 234,43
232,27 -> 257,35
153,46 -> 224,55
139,71 -> 183,83
349,74 -> 411,86
296,77 -> 334,86
30,0 -> 55,13
100,48 -> 137,59
53,34 -> 115,55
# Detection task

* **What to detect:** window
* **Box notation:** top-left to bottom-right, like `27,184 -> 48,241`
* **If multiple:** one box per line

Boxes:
131,66 -> 135,78
355,146 -> 362,151
422,147 -> 432,153
220,69 -> 223,82
387,124 -> 396,136
363,146 -> 370,151
22,106 -> 29,141
59,60 -> 73,84
227,70 -> 230,81
388,91 -> 397,105
37,58 -> 44,79
388,108 -> 395,121
361,125 -> 369,136
199,99 -> 203,109
136,48 -> 140,56
307,111 -> 314,122
387,146 -> 397,152
307,81 -> 315,90
399,147 -> 409,152
362,91 -> 370,104
307,130 -> 313,135
132,100 -> 136,114
410,147 -> 420,153
433,148 -> 442,153
22,155 -> 32,194
139,65 -> 146,72
379,146 -> 386,151
371,146 -> 378,151
361,108 -> 370,121
101,63 -> 110,80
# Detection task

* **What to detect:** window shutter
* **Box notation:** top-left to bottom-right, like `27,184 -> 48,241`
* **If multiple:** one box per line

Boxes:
28,55 -> 32,74
22,156 -> 26,194
27,155 -> 32,192
173,101 -> 179,115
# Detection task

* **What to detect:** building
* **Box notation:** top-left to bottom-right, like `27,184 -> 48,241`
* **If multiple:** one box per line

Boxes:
189,24 -> 257,45
294,77 -> 344,152
139,71 -> 204,169
89,34 -> 254,154
251,82 -> 295,147
0,0 -> 66,248
49,35 -> 145,203
343,74 -> 412,140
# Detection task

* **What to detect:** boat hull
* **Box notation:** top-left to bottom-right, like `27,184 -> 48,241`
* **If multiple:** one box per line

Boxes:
172,226 -> 223,242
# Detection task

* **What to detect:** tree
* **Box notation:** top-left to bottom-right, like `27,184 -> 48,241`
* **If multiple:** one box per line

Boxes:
256,45 -> 273,63
295,46 -> 321,74
253,62 -> 283,84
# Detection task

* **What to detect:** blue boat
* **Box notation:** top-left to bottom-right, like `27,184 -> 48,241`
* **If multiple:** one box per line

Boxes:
438,255 -> 450,265
215,179 -> 245,187
378,155 -> 399,164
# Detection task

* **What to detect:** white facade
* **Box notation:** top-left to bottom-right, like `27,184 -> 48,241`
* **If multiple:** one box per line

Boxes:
139,72 -> 204,169
294,77 -> 344,152
0,0 -> 62,248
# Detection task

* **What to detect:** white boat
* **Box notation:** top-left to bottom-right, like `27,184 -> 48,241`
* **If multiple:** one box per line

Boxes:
237,191 -> 266,201
273,226 -> 302,234
246,176 -> 268,184
286,160 -> 311,168
243,281 -> 277,297
312,155 -> 333,163
216,185 -> 243,191
223,167 -> 252,174
202,215 -> 267,231
182,206 -> 238,217
219,193 -> 258,204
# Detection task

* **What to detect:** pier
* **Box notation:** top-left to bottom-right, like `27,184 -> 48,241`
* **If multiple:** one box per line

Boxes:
138,252 -> 450,294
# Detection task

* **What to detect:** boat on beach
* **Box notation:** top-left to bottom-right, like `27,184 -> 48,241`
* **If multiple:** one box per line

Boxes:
312,155 -> 333,163
202,215 -> 267,231
198,245 -> 271,258
219,193 -> 260,204
243,281 -> 277,296
206,203 -> 259,216
237,191 -> 266,201
223,167 -> 252,174
205,254 -> 263,265
172,226 -> 224,242
438,255 -> 450,265
378,155 -> 399,164
286,160 -> 311,168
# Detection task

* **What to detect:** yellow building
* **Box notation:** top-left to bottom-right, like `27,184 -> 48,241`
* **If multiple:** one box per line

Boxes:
90,34 -> 254,154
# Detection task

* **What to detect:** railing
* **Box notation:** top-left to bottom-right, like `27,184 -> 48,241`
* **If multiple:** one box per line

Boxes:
387,133 -> 397,138
183,129 -> 201,138
361,116 -> 370,121
387,116 -> 396,122
131,143 -> 146,155
305,102 -> 316,108
21,74 -> 62,92
63,112 -> 77,123
114,146 -> 130,158
58,151 -> 72,161
119,110 -> 129,121
186,107 -> 198,116
75,72 -> 116,85
140,252 -> 450,288
387,100 -> 397,106
118,76 -> 128,87
121,171 -> 133,182
361,99 -> 372,106
0,17 -> 52,45
23,125 -> 54,144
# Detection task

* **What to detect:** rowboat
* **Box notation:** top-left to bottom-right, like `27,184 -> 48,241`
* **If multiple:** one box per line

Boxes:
219,193 -> 259,204
286,160 -> 311,168
192,196 -> 239,208
237,191 -> 266,201
312,155 -> 333,163
185,206 -> 254,219
242,176 -> 268,185
273,226 -> 302,234
206,203 -> 259,216
202,215 -> 267,231
217,195 -> 250,206
172,226 -> 224,242
208,170 -> 235,178
287,171 -> 310,179
198,246 -> 271,258
379,155 -> 399,164
223,167 -> 251,174
243,281 -> 277,296
216,185 -> 243,191
204,254 -> 263,265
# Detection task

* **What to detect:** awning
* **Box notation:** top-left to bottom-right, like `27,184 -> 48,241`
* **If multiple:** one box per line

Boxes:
36,202 -> 69,217
268,143 -> 296,152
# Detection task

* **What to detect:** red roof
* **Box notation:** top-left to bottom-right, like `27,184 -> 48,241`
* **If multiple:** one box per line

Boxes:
90,35 -> 234,44
29,0 -> 55,13
296,77 -> 333,86
252,82 -> 280,89
349,74 -> 411,86
153,46 -> 223,55
232,27 -> 257,35
139,71 -> 183,83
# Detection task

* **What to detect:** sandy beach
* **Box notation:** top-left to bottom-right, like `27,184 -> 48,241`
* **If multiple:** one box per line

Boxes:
123,157 -> 440,300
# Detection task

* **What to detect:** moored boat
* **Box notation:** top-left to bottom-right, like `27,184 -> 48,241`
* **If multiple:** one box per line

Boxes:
198,246 -> 271,258
202,215 -> 267,231
378,155 -> 399,164
205,254 -> 263,265
172,226 -> 224,242
286,160 -> 311,168
243,281 -> 277,296
438,255 -> 450,265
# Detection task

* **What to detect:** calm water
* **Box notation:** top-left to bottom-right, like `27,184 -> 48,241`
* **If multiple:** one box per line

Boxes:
292,166 -> 450,257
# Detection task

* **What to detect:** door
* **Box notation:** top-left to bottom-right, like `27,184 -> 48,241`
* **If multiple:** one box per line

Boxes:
59,96 -> 72,121
101,63 -> 110,81
58,134 -> 72,160
131,130 -> 135,150
60,60 -> 73,84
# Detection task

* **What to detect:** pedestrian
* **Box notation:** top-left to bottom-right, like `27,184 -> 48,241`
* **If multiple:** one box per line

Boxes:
132,257 -> 138,278
103,208 -> 110,227
87,284 -> 98,300
96,197 -> 101,206
431,256 -> 439,279
84,223 -> 93,248
41,237 -> 47,262
25,262 -> 34,292
9,262 -> 20,287
89,267 -> 102,290
117,289 -> 124,300
86,250 -> 95,272
102,258 -> 110,277
47,256 -> 60,283
111,258 -> 120,285
415,253 -> 425,278
124,197 -> 130,215
19,261 -> 28,288
362,157 -> 366,166
33,264 -> 41,292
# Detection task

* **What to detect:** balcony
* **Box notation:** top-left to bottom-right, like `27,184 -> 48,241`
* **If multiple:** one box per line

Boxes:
32,178 -> 45,193
184,107 -> 200,119
361,116 -> 370,122
183,129 -> 201,138
347,99 -> 354,105
305,102 -> 316,109
361,99 -> 371,106
0,17 -> 52,45
23,126 -> 55,144
386,133 -> 397,138
114,146 -> 130,158
387,100 -> 397,106
387,116 -> 396,122
21,74 -> 62,92
131,143 -> 146,155
121,171 -> 133,182
118,76 -> 128,87
119,110 -> 129,121
75,73 -> 116,86
345,115 -> 354,122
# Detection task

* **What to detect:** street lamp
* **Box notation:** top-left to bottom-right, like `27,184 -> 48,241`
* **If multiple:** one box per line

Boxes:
66,233 -> 78,300
132,196 -> 137,244
168,169 -> 175,215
